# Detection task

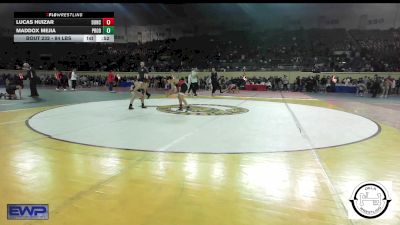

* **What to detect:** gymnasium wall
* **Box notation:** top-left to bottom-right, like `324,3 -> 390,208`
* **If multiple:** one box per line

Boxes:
1,70 -> 400,83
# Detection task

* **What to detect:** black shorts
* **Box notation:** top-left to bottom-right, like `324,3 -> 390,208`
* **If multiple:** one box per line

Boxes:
180,84 -> 188,93
212,82 -> 220,87
6,85 -> 17,94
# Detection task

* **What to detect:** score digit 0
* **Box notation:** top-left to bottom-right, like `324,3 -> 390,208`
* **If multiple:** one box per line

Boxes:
103,26 -> 114,34
102,18 -> 114,26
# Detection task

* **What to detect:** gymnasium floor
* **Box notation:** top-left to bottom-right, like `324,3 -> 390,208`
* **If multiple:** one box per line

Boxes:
0,87 -> 399,225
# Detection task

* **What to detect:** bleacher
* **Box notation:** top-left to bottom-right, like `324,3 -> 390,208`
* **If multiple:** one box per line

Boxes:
1,28 -> 400,72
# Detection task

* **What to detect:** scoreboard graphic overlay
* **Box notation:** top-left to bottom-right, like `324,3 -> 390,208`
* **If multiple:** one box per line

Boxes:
14,12 -> 114,43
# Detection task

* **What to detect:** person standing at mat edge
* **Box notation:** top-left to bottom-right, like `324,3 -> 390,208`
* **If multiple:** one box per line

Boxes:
129,61 -> 149,110
188,68 -> 199,96
107,70 -> 116,93
54,68 -> 62,91
371,76 -> 381,98
70,68 -> 77,91
23,62 -> 39,97
211,67 -> 223,96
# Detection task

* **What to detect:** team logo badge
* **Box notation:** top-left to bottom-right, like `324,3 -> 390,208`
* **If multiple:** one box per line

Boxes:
349,181 -> 392,219
157,104 -> 249,115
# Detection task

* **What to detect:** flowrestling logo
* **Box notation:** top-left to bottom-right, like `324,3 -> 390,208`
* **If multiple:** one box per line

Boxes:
348,181 -> 393,219
7,204 -> 49,220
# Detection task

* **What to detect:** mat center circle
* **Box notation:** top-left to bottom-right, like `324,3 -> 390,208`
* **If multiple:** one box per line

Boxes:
156,104 -> 249,115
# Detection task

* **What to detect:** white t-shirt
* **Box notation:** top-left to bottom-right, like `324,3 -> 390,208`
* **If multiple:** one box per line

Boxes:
189,71 -> 198,83
71,71 -> 77,80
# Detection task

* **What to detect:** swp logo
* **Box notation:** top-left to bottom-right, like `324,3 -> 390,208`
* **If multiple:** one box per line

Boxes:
7,204 -> 49,220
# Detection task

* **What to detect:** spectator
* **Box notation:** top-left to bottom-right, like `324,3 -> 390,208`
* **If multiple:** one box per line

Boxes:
356,81 -> 367,97
107,70 -> 115,93
61,71 -> 68,91
70,68 -> 78,91
282,75 -> 289,91
391,77 -> 396,94
320,75 -> 327,93
381,77 -> 392,98
371,77 -> 381,98
331,75 -> 337,92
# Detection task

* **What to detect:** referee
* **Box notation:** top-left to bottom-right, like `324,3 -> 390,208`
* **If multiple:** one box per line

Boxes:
23,63 -> 39,97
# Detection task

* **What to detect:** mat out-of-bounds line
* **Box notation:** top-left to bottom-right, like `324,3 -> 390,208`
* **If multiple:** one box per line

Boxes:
196,95 -> 317,101
279,91 -> 354,225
